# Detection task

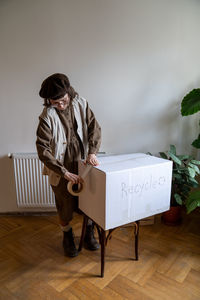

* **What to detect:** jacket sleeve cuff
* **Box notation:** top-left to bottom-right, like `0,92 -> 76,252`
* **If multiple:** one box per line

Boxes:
61,166 -> 68,177
88,148 -> 98,155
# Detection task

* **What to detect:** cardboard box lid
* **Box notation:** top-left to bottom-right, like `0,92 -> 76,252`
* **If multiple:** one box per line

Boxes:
95,153 -> 171,173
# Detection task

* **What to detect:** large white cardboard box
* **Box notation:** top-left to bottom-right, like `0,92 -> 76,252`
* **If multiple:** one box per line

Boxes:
78,153 -> 173,230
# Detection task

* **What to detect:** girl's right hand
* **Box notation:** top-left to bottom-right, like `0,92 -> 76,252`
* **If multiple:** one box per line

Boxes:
64,171 -> 83,184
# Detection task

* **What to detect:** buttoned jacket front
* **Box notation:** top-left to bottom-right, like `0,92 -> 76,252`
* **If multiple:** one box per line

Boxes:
39,96 -> 88,186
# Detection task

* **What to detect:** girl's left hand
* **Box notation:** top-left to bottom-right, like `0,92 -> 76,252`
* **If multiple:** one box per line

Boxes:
86,154 -> 99,166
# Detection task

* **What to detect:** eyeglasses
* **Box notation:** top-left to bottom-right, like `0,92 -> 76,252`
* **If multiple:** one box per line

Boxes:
49,93 -> 69,107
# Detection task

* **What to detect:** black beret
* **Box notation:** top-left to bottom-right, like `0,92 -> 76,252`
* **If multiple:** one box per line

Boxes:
39,73 -> 70,100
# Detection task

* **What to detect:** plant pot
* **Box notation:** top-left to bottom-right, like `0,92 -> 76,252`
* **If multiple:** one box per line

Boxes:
162,206 -> 182,226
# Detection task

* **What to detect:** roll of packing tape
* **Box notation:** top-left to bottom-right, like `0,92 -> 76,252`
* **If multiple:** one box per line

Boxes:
67,164 -> 93,196
67,181 -> 84,196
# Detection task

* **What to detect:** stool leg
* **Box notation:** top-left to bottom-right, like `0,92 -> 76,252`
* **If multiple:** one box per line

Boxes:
135,221 -> 139,260
78,215 -> 88,252
100,229 -> 106,277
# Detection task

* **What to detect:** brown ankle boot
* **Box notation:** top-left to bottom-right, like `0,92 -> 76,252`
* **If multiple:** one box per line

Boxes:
63,228 -> 78,257
84,224 -> 100,251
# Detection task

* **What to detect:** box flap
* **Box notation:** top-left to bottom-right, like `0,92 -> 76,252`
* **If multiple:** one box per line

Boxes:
95,153 -> 171,173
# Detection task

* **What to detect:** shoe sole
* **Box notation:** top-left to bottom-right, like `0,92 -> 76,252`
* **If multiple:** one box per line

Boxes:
83,243 -> 100,251
64,249 -> 79,257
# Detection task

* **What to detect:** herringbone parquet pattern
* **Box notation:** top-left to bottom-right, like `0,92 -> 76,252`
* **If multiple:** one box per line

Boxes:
0,211 -> 200,299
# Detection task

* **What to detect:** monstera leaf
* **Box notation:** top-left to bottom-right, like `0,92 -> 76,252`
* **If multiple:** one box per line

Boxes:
186,190 -> 200,213
192,135 -> 200,149
181,89 -> 200,116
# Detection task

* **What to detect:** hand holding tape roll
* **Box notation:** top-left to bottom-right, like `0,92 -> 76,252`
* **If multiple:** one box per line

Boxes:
67,164 -> 93,196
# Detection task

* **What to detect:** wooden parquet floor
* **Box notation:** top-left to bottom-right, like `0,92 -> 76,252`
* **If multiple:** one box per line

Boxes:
0,211 -> 200,300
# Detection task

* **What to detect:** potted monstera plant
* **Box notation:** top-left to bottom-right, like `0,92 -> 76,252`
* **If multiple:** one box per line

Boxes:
159,145 -> 200,225
180,88 -> 200,214
181,88 -> 200,148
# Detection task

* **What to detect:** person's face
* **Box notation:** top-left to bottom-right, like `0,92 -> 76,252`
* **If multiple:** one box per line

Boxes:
49,93 -> 70,110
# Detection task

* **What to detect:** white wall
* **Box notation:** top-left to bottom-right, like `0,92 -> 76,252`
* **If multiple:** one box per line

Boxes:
0,0 -> 200,212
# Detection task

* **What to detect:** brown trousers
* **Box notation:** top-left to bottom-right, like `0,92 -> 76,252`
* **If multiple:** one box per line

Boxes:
51,177 -> 78,224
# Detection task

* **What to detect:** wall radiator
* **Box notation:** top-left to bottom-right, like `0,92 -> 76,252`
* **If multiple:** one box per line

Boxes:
11,153 -> 55,208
